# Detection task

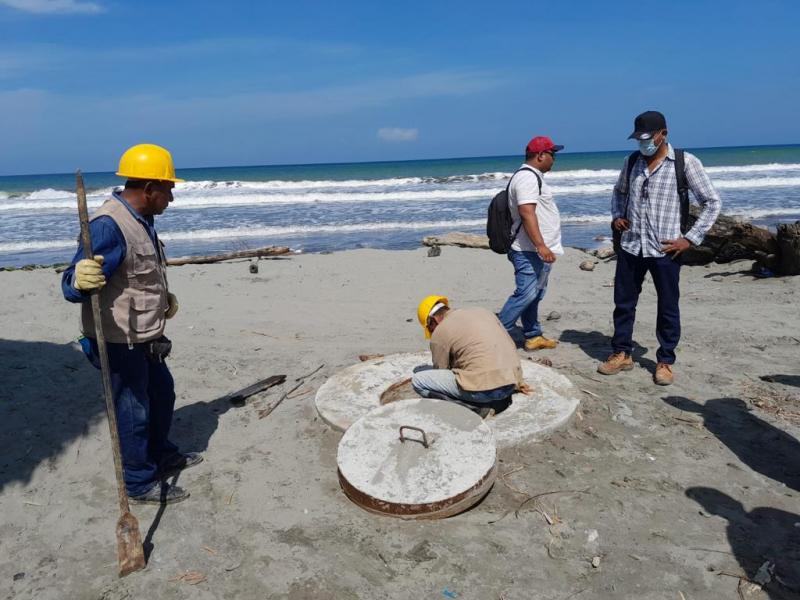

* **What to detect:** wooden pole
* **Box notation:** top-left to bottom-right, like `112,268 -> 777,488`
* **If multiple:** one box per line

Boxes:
76,171 -> 146,577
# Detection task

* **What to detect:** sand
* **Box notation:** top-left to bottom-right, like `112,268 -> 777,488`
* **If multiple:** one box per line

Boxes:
1,246 -> 799,599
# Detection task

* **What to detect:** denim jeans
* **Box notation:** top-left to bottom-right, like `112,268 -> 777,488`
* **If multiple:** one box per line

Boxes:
498,250 -> 552,339
612,249 -> 681,364
411,368 -> 516,408
84,338 -> 179,496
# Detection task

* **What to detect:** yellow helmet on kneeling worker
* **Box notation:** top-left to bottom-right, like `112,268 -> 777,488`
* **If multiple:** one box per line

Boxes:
417,295 -> 449,339
116,143 -> 184,183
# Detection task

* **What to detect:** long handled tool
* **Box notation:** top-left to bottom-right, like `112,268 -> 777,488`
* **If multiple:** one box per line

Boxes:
76,171 -> 146,577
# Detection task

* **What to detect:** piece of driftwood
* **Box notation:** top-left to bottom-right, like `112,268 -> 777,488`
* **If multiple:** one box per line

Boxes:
422,213 -> 800,276
599,207 -> 787,270
682,206 -> 779,266
227,374 -> 286,406
777,222 -> 800,276
167,246 -> 291,266
258,364 -> 325,419
422,232 -> 489,249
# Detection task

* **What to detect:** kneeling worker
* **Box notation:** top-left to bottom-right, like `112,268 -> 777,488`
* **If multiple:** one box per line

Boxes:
412,295 -> 530,416
61,143 -> 201,505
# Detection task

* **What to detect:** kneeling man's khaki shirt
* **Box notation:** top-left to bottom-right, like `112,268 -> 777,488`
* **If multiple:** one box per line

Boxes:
430,307 -> 523,392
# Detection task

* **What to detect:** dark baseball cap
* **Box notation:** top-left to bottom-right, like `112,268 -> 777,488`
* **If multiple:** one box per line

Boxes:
628,111 -> 667,140
526,136 -> 564,154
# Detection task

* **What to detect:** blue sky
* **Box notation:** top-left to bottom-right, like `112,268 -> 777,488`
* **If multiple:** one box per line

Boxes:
1,0 -> 798,175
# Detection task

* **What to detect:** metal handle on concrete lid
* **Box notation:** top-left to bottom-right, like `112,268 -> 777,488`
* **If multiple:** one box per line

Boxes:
399,425 -> 429,449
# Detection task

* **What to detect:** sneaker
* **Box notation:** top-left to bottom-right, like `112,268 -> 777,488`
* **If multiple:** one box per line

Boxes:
597,352 -> 634,375
654,363 -> 674,386
160,452 -> 204,478
130,482 -> 189,505
524,336 -> 558,351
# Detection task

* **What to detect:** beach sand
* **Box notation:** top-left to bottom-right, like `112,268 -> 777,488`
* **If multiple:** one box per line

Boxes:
1,247 -> 798,599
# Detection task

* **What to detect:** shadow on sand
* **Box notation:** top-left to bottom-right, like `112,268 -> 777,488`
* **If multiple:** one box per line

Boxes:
0,337 -> 243,491
663,396 -> 800,492
760,374 -> 800,389
0,338 -> 104,493
686,487 -> 800,599
0,337 -> 250,564
559,329 -> 657,372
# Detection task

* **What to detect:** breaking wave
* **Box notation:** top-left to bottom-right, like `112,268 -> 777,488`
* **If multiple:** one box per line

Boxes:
3,175 -> 800,213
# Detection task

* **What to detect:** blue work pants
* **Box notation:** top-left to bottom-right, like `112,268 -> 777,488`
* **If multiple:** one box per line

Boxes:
612,249 -> 681,364
85,339 -> 179,496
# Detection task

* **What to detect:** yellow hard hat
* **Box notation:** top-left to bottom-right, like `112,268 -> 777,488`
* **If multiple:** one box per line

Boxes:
116,143 -> 185,183
417,295 -> 449,339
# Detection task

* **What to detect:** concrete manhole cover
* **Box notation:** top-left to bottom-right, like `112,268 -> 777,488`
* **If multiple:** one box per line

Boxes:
315,352 -> 580,447
337,398 -> 497,519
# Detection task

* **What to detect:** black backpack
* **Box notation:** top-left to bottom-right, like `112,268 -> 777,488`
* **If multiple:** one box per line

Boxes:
487,167 -> 542,254
611,149 -> 690,252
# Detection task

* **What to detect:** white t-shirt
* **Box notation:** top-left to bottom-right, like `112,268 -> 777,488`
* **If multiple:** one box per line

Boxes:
509,165 -> 564,255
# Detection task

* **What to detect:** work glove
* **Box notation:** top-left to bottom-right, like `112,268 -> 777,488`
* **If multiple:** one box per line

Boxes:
165,292 -> 179,319
73,255 -> 105,291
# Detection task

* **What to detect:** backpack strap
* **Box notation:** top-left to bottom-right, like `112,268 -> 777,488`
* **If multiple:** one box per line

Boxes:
674,149 -> 690,234
621,151 -> 641,219
508,166 -> 543,243
508,166 -> 542,193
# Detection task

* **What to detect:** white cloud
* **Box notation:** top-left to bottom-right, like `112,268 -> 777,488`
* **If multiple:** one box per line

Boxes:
377,127 -> 419,142
0,0 -> 104,14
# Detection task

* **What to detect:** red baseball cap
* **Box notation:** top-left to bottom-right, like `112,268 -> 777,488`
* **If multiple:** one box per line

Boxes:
526,136 -> 564,154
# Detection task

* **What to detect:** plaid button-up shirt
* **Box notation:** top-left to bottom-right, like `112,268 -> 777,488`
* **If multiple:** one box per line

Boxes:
611,144 -> 721,257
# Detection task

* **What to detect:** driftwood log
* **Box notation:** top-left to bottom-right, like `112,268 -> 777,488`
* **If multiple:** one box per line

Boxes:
167,245 -> 291,266
424,210 -> 800,276
226,374 -> 287,406
680,206 -> 778,266
777,222 -> 800,275
422,232 -> 489,249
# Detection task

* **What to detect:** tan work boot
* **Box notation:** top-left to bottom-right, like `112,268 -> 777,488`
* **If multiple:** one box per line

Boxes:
597,352 -> 634,375
654,363 -> 674,386
524,336 -> 558,351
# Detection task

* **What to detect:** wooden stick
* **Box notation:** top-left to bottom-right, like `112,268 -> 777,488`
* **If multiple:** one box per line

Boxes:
258,364 -> 324,419
294,364 -> 324,382
166,246 -> 290,266
487,487 -> 590,524
76,171 -> 146,577
226,374 -> 286,406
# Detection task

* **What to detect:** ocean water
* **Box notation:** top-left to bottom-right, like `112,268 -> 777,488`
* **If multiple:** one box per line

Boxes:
1,145 -> 799,268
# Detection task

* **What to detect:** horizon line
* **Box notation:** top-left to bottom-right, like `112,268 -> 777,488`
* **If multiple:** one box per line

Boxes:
2,142 -> 799,180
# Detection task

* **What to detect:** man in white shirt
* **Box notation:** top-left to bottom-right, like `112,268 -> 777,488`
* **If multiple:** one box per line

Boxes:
498,136 -> 565,351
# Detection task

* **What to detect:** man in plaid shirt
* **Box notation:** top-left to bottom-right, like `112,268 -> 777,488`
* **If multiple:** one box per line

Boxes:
598,111 -> 721,385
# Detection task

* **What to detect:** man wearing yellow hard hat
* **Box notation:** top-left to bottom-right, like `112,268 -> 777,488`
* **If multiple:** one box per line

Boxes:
61,144 -> 199,504
412,295 -> 530,417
